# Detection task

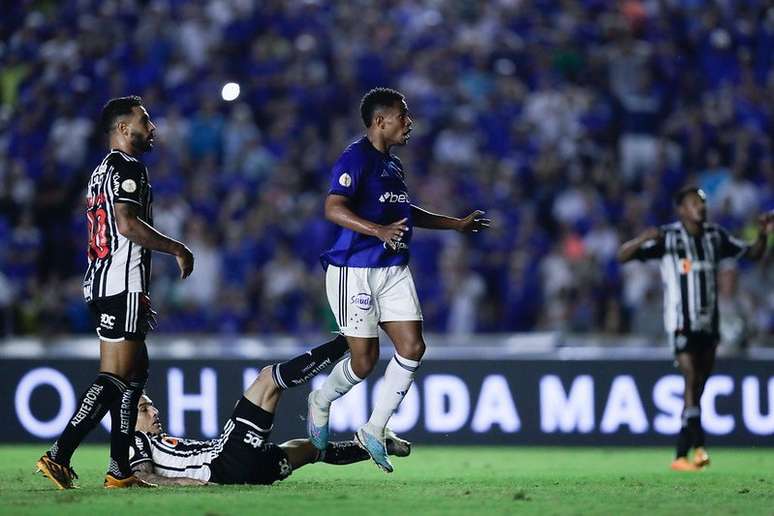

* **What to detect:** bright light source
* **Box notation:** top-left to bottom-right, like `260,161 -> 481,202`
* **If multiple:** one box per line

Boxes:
221,82 -> 240,102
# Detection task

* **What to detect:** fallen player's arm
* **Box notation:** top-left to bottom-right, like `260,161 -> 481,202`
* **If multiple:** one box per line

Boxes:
411,205 -> 490,233
325,194 -> 408,249
132,461 -> 209,486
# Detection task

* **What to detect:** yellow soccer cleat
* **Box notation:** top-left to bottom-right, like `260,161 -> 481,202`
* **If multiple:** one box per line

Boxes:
104,474 -> 158,489
36,454 -> 79,490
670,457 -> 700,472
693,447 -> 710,468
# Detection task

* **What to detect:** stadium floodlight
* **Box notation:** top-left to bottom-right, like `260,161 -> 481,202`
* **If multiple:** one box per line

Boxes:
221,82 -> 240,102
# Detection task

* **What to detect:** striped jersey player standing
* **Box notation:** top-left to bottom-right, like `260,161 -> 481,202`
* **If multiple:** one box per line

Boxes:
37,96 -> 195,489
307,88 -> 490,472
618,186 -> 772,471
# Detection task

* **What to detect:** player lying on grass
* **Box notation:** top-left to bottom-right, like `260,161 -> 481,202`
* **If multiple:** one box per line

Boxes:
128,336 -> 410,486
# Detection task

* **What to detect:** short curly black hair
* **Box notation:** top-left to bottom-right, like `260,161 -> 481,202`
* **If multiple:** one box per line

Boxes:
100,95 -> 143,134
674,186 -> 706,206
360,87 -> 405,127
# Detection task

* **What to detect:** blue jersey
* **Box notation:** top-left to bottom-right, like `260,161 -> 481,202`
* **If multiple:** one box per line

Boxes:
321,136 -> 413,269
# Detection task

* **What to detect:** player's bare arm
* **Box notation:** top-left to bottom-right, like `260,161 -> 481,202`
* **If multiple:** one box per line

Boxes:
617,227 -> 662,263
114,202 -> 194,278
132,460 -> 208,486
744,211 -> 773,261
325,193 -> 408,250
411,206 -> 490,233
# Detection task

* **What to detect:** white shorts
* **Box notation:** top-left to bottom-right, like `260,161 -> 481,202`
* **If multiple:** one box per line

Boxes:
325,264 -> 423,338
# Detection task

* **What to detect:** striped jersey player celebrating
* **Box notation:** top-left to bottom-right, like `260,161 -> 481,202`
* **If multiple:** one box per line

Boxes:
128,336 -> 410,485
37,96 -> 195,489
308,88 -> 490,472
618,186 -> 772,471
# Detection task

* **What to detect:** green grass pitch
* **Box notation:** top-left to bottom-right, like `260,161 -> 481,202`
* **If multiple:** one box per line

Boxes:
1,445 -> 772,515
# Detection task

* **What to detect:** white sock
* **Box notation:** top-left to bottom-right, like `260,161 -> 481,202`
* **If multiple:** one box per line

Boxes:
317,357 -> 363,405
367,353 -> 420,432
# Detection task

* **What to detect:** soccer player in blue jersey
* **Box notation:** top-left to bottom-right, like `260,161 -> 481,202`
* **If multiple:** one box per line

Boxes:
308,87 -> 490,472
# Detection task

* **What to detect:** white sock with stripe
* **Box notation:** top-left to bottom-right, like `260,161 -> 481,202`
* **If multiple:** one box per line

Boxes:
367,353 -> 420,432
317,357 -> 363,405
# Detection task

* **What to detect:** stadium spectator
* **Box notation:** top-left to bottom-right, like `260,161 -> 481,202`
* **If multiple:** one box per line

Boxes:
0,0 -> 771,344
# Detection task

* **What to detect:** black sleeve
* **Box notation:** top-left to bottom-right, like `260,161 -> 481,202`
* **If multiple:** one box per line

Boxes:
632,235 -> 666,261
112,160 -> 146,206
129,432 -> 153,469
717,226 -> 749,260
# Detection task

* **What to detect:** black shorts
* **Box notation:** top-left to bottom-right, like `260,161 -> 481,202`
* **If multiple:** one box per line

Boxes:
88,292 -> 152,341
209,399 -> 293,485
670,331 -> 718,355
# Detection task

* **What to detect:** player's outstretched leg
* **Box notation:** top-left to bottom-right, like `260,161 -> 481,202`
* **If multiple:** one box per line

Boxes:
281,428 -> 411,473
245,333 -> 349,449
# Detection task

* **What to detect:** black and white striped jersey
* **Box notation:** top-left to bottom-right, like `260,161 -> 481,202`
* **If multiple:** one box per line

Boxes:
83,150 -> 153,302
633,221 -> 749,335
129,426 -> 235,482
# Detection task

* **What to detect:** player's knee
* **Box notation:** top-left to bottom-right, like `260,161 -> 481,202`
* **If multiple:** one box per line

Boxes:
350,351 -> 377,378
398,339 -> 425,361
258,366 -> 280,394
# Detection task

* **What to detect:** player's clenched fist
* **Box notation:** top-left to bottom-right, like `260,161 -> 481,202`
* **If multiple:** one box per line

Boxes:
175,244 -> 195,279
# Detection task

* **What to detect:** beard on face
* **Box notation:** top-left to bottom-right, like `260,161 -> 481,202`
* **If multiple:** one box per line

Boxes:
130,129 -> 153,152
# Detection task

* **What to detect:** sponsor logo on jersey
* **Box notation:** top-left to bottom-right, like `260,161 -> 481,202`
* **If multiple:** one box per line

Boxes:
679,259 -> 712,274
351,293 -> 372,310
338,173 -> 352,187
100,313 -> 116,329
378,191 -> 410,203
112,173 -> 121,195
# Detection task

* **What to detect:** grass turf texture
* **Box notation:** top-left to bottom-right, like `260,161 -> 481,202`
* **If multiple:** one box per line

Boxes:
1,446 -> 772,516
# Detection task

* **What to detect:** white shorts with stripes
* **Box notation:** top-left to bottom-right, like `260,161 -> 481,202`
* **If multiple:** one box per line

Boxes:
325,264 -> 423,338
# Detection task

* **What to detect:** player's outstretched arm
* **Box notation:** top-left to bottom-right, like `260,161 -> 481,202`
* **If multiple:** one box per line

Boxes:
617,227 -> 662,263
325,194 -> 408,250
411,206 -> 490,233
745,211 -> 773,261
115,202 -> 194,278
132,460 -> 209,486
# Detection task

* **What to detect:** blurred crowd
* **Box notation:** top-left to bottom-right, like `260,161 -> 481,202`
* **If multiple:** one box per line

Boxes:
0,0 -> 772,345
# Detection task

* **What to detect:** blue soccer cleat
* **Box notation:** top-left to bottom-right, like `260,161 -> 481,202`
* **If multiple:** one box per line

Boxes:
355,425 -> 394,473
307,391 -> 330,450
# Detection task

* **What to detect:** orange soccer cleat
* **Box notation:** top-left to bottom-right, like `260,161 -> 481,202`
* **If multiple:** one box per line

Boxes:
670,457 -> 701,472
104,474 -> 157,489
693,447 -> 710,468
36,454 -> 79,490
